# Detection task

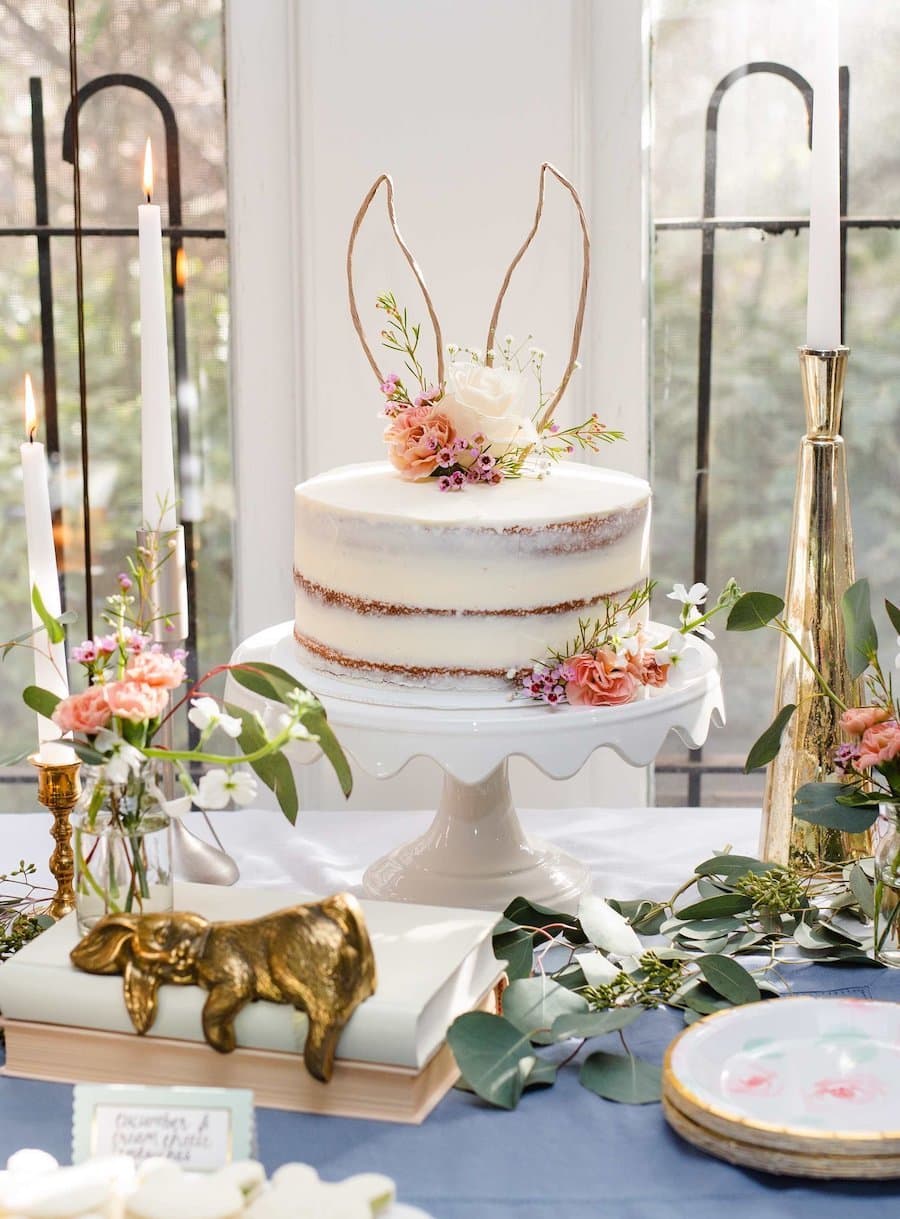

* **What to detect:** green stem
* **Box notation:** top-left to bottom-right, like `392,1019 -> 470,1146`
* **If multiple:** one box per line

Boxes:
775,620 -> 848,712
141,726 -> 298,767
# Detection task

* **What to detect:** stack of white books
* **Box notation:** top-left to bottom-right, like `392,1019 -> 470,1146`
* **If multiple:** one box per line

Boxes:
0,882 -> 505,1124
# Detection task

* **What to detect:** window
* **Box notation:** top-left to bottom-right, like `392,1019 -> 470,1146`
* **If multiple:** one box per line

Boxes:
0,0 -> 231,807
651,0 -> 900,805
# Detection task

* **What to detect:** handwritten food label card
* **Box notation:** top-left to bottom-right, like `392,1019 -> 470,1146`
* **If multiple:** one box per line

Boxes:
72,1085 -> 255,1170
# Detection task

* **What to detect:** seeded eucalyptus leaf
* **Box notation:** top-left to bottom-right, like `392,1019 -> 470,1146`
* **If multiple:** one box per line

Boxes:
301,706 -> 353,797
524,1057 -> 558,1089
446,1011 -> 540,1109
228,661 -> 308,706
578,894 -> 642,955
72,742 -> 106,766
607,899 -> 666,935
793,782 -> 879,832
744,704 -> 797,773
694,854 -> 771,878
726,591 -> 784,632
842,579 -> 878,678
31,584 -> 65,645
698,954 -> 761,1005
675,894 -> 752,920
579,1051 -> 662,1104
22,685 -> 61,720
885,599 -> 900,636
551,1006 -> 643,1041
501,976 -> 589,1045
493,927 -> 535,981
849,865 -> 876,919
503,896 -> 586,944
674,918 -> 744,941
553,962 -> 588,991
677,981 -> 736,1015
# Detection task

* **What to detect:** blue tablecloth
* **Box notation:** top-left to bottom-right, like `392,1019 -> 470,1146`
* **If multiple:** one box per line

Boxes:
2,963 -> 899,1218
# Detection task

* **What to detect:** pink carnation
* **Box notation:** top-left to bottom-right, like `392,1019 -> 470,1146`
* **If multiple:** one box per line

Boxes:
104,681 -> 169,723
125,651 -> 186,689
52,685 -> 111,734
857,720 -> 900,771
384,404 -> 455,481
565,649 -> 639,707
637,653 -> 670,689
840,706 -> 891,736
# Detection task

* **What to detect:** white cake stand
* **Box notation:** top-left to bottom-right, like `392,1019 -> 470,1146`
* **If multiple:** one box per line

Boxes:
229,624 -> 724,912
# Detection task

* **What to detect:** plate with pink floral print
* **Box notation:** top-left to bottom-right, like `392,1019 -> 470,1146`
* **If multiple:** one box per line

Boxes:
664,996 -> 900,1156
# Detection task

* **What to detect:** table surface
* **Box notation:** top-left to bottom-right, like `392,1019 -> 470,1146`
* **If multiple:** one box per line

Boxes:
2,804 -> 899,1218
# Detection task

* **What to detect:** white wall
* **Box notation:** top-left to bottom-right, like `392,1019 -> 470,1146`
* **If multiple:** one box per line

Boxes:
227,0 -> 650,811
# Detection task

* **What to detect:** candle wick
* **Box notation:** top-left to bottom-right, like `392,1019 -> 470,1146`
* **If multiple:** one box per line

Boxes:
145,192 -> 152,204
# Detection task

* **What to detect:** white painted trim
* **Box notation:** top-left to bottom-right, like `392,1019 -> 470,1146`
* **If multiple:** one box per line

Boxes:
225,0 -> 300,639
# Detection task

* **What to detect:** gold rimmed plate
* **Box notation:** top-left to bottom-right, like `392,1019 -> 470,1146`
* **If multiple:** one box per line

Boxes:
663,996 -> 900,1158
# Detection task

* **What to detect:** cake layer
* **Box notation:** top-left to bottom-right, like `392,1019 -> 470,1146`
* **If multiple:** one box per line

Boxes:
293,460 -> 651,686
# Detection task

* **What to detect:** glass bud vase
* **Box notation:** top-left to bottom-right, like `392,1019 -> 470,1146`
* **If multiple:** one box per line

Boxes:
73,806 -> 173,935
873,805 -> 900,968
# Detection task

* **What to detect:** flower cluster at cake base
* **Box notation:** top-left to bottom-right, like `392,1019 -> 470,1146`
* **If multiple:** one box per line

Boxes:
375,291 -> 623,489
512,579 -> 741,708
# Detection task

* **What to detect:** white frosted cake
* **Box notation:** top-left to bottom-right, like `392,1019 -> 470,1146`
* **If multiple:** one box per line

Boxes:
293,459 -> 650,688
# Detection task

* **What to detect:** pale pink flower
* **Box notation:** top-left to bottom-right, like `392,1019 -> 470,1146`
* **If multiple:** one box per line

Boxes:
384,405 -> 455,481
52,685 -> 111,734
71,640 -> 98,663
726,1068 -> 783,1099
104,681 -> 169,723
565,649 -> 639,708
840,706 -> 891,736
124,651 -> 186,689
857,720 -> 900,771
810,1074 -> 886,1104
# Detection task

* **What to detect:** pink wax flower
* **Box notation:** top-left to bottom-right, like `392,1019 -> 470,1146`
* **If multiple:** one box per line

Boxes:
125,651 -> 186,690
122,629 -> 150,655
413,385 -> 442,407
379,373 -> 400,395
857,719 -> 900,771
840,706 -> 891,736
117,572 -> 133,592
385,404 -> 455,481
96,635 -> 119,654
565,649 -> 639,707
52,685 -> 112,734
104,680 -> 169,723
71,640 -> 98,664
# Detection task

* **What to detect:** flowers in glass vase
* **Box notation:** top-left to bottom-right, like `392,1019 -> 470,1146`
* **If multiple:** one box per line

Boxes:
511,578 -> 741,707
18,541 -> 351,920
375,292 -> 622,488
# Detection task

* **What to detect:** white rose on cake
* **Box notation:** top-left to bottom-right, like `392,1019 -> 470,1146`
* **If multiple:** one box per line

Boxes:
439,362 -> 537,455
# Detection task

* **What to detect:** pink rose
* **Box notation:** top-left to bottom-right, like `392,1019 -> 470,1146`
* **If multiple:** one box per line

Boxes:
125,651 -> 186,689
638,653 -> 670,689
104,681 -> 169,723
565,649 -> 639,707
52,685 -> 111,734
840,706 -> 891,736
857,720 -> 900,771
384,405 -> 455,481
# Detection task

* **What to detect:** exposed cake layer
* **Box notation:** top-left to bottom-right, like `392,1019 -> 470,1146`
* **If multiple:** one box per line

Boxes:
293,460 -> 651,686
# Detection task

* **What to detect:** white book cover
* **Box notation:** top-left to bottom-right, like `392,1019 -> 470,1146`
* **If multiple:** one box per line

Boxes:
0,882 -> 503,1070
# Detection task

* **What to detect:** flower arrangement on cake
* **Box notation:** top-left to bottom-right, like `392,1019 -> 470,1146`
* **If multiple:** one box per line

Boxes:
376,291 -> 620,490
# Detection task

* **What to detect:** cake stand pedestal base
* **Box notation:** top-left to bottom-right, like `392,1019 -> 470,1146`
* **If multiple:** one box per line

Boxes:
362,761 -> 590,911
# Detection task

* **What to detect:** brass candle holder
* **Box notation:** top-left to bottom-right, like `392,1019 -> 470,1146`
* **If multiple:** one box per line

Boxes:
30,753 -> 82,920
760,346 -> 871,870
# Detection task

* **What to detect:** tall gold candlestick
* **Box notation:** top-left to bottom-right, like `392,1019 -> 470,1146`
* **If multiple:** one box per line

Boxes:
760,346 -> 870,869
30,754 -> 81,920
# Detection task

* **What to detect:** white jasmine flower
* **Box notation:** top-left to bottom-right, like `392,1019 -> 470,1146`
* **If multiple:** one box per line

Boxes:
188,696 -> 242,739
667,582 -> 709,608
195,768 -> 257,809
447,343 -> 460,355
278,712 -> 312,742
578,894 -> 642,957
93,729 -> 144,785
656,631 -> 686,666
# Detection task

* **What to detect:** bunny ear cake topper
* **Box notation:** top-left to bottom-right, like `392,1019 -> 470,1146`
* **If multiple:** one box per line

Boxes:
348,166 -> 618,492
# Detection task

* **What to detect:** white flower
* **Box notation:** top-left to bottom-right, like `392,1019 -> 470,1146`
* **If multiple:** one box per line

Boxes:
578,894 -> 642,957
195,768 -> 257,809
439,361 -> 537,455
278,712 -> 312,742
93,729 -> 144,786
655,631 -> 686,666
188,696 -> 242,739
667,582 -> 709,608
691,623 -> 715,640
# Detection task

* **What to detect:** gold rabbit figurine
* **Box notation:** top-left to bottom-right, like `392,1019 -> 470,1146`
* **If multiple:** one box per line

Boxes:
70,895 -> 376,1082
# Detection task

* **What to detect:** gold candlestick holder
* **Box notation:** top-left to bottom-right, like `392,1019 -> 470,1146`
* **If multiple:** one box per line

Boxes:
760,346 -> 871,870
30,753 -> 82,920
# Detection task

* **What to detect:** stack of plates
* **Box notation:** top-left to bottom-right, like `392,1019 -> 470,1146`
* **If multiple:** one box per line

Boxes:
663,995 -> 900,1178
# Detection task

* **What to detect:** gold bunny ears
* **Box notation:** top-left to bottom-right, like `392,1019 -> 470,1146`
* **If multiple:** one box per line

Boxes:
346,163 -> 590,430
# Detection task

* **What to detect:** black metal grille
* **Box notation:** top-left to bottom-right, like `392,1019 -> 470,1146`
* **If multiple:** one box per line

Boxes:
653,60 -> 900,805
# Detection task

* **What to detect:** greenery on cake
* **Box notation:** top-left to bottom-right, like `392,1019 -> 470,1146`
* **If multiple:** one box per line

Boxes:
376,291 -> 622,489
511,578 -> 741,707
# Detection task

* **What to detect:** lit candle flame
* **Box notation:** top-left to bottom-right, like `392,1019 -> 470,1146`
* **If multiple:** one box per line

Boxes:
175,246 -> 187,289
24,374 -> 37,443
142,137 -> 154,202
